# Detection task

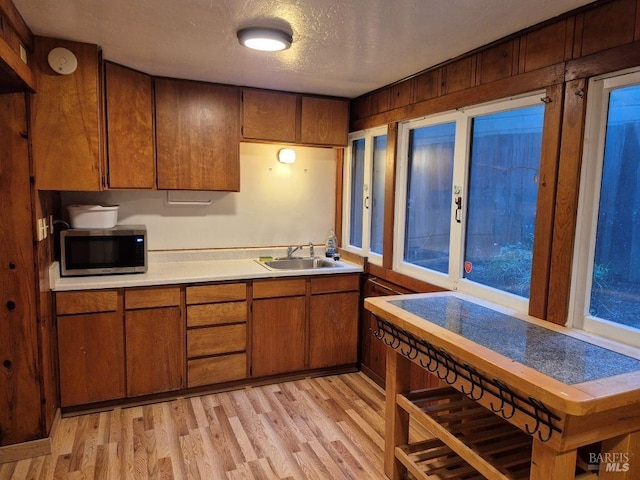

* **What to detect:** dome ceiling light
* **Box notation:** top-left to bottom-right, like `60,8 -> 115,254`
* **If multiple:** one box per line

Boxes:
237,27 -> 292,52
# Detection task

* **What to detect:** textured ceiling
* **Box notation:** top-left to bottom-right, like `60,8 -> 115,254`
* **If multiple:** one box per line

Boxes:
14,0 -> 594,98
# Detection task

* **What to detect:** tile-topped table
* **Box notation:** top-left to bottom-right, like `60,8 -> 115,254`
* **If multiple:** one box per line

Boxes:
365,291 -> 640,480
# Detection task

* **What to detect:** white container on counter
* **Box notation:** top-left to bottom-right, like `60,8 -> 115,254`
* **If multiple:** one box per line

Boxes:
67,204 -> 119,229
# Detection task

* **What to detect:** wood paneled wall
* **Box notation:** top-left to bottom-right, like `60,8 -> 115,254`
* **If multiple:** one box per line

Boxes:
350,0 -> 640,324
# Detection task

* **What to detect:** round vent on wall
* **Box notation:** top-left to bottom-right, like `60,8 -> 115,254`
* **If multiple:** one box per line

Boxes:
47,47 -> 78,75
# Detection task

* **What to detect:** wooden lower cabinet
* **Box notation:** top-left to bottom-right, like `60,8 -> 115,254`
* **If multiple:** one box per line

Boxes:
125,307 -> 183,396
309,291 -> 359,369
360,277 -> 441,390
56,289 -> 126,407
124,287 -> 183,397
252,295 -> 306,376
186,282 -> 248,387
55,274 -> 361,408
57,312 -> 126,407
309,275 -> 360,369
252,275 -> 360,377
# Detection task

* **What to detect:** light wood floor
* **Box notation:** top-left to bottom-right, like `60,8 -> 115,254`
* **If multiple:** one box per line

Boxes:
0,373 -> 391,480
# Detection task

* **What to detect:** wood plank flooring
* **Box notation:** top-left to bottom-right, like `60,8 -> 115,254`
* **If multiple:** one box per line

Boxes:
0,373 -> 395,480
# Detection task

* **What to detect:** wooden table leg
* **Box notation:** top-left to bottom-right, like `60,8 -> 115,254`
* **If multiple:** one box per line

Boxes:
385,348 -> 411,480
599,431 -> 640,479
530,439 -> 577,480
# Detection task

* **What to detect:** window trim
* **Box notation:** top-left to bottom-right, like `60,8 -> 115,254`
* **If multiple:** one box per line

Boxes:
394,93 -> 545,313
342,125 -> 388,266
569,67 -> 640,347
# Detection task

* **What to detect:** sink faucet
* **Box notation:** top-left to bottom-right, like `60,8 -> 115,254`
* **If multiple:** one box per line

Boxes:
287,245 -> 302,259
309,242 -> 315,259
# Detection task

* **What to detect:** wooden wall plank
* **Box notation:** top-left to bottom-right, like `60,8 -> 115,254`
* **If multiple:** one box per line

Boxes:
547,79 -> 588,325
352,64 -> 564,131
382,122 -> 398,270
0,92 -> 41,446
580,0 -> 636,56
523,21 -> 568,72
529,84 -> 565,320
477,40 -> 514,84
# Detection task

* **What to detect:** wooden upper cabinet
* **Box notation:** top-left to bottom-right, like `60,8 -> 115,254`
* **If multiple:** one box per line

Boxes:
31,36 -> 104,191
300,96 -> 349,146
242,89 -> 349,146
155,78 -> 240,191
105,62 -> 155,189
242,89 -> 297,143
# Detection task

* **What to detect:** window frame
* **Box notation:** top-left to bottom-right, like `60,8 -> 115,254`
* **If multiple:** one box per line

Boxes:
569,67 -> 640,347
342,125 -> 388,265
394,93 -> 546,313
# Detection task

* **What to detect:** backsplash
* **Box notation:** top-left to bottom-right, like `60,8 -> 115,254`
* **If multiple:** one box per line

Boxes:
62,143 -> 337,251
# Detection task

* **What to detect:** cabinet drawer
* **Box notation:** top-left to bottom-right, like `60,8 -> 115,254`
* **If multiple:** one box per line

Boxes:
253,278 -> 306,298
311,274 -> 360,294
187,324 -> 246,357
187,353 -> 247,387
186,283 -> 247,304
187,301 -> 247,327
125,287 -> 181,309
56,290 -> 119,315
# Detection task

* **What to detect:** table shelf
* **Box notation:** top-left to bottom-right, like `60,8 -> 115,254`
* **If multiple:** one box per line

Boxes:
398,387 -> 532,479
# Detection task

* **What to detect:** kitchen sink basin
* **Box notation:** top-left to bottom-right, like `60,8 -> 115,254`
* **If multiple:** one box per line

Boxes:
260,258 -> 342,270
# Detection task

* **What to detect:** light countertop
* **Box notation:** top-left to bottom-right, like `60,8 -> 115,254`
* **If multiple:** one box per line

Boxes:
50,248 -> 364,291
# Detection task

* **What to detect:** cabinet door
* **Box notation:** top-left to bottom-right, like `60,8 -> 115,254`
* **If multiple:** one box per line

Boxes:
300,96 -> 349,146
125,307 -> 183,396
309,292 -> 359,369
32,37 -> 103,191
57,312 -> 126,406
105,62 -> 155,189
252,296 -> 305,377
155,79 -> 240,191
242,89 -> 297,143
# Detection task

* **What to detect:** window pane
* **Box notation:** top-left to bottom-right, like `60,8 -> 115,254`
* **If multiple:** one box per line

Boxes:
464,105 -> 544,298
589,84 -> 640,329
370,135 -> 387,255
349,138 -> 365,248
404,123 -> 455,273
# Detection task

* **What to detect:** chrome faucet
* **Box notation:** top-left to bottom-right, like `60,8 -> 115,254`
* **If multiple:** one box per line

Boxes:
309,242 -> 315,259
287,245 -> 302,259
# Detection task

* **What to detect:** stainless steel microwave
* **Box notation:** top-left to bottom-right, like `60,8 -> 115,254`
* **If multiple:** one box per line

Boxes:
60,225 -> 148,277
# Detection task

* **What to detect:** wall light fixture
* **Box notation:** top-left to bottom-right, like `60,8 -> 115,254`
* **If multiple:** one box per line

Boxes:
277,148 -> 296,164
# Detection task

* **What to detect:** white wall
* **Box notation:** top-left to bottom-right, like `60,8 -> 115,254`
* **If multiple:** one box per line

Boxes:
62,143 -> 337,251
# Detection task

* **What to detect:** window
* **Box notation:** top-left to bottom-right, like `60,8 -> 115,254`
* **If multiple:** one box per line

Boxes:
343,127 -> 387,264
395,95 -> 545,311
570,69 -> 640,347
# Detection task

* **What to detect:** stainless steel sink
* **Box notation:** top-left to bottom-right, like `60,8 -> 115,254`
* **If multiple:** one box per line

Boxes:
260,258 -> 342,270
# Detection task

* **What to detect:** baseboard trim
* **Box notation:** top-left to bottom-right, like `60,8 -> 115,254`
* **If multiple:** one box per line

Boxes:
0,409 -> 60,464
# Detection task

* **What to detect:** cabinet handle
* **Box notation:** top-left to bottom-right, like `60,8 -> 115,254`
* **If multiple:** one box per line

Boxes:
367,279 -> 404,295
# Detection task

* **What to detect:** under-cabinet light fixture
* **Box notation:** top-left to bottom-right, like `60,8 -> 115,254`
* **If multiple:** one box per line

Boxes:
237,27 -> 292,52
277,148 -> 296,164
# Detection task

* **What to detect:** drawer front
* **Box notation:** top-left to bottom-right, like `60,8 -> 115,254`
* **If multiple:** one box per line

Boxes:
187,324 -> 246,357
125,287 -> 181,309
253,278 -> 306,298
311,274 -> 360,294
186,283 -> 247,305
187,353 -> 247,387
56,290 -> 119,315
187,301 -> 247,327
